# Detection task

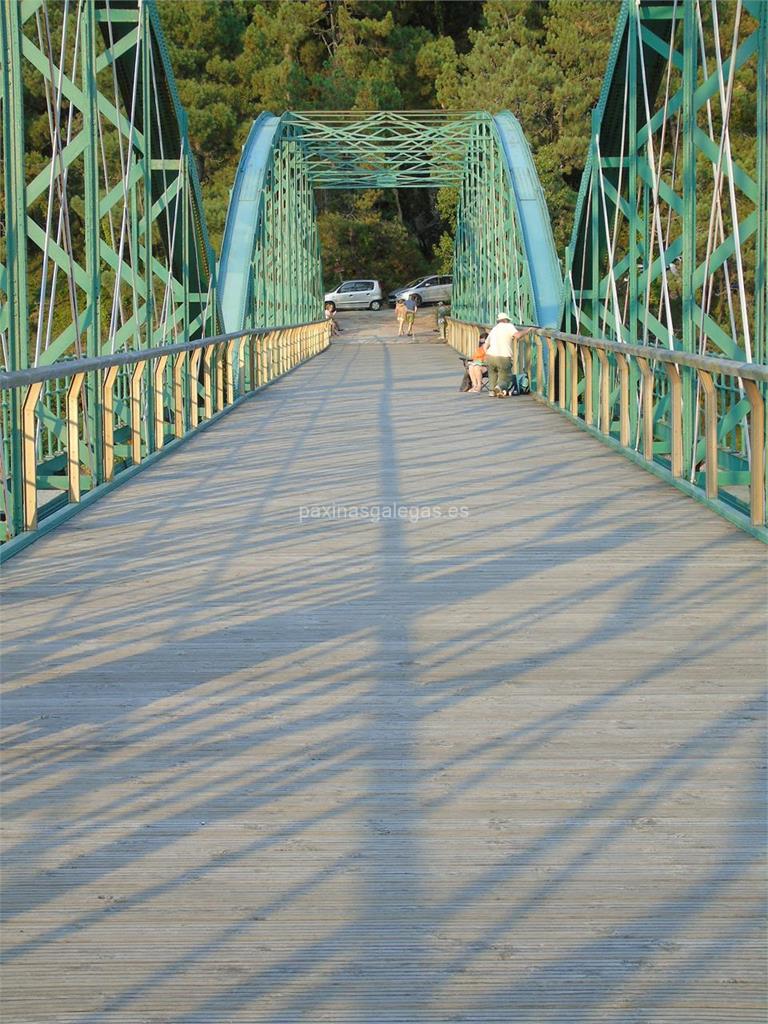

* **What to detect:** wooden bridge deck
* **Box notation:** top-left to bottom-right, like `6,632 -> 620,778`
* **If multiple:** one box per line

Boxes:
2,323 -> 766,1022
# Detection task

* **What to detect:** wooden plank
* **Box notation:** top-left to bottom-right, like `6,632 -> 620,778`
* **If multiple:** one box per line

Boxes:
1,318 -> 766,1022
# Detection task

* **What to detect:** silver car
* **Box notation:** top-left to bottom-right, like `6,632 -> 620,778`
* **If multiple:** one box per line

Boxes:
388,275 -> 452,307
324,279 -> 384,311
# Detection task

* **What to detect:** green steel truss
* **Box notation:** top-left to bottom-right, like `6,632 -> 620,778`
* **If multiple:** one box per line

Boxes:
285,110 -> 483,189
1,0 -> 217,372
566,0 -> 766,358
219,110 -> 548,332
0,0 -> 218,525
564,0 -> 767,483
218,114 -> 323,333
451,115 -> 537,327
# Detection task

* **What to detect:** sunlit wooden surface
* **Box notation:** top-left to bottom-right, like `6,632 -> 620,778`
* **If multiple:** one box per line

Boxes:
2,317 -> 766,1023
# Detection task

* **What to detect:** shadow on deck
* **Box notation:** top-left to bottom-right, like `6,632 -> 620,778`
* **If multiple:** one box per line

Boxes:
1,332 -> 766,1022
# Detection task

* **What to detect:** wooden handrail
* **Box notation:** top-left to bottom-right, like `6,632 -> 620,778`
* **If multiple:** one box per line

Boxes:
446,318 -> 768,384
0,319 -> 328,390
0,320 -> 332,556
445,317 -> 767,539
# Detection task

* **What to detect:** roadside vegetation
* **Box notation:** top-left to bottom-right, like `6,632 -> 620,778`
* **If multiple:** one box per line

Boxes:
156,0 -> 618,288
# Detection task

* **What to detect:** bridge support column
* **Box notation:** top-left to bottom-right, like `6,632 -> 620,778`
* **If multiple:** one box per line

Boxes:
757,9 -> 767,365
140,1 -> 156,448
82,1 -> 102,486
1,1 -> 28,536
681,0 -> 698,478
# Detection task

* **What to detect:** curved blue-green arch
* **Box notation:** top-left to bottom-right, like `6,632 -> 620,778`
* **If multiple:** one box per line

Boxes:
218,114 -> 281,333
218,110 -> 561,334
493,113 -> 562,328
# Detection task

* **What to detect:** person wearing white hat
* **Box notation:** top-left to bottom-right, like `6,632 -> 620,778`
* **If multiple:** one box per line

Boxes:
483,313 -> 531,396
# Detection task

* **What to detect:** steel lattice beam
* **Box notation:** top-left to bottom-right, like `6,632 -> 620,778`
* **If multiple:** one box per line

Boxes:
563,0 -> 766,482
219,110 -> 556,333
0,0 -> 219,538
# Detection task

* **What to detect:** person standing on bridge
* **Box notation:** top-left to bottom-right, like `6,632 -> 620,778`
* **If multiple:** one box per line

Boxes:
484,312 -> 529,396
395,298 -> 407,336
404,294 -> 418,337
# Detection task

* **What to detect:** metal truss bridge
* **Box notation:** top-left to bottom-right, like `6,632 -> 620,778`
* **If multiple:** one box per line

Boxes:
0,2 -> 766,1021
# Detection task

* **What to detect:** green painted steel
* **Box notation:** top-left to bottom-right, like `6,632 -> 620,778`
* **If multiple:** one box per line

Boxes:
284,110 -> 478,190
563,0 -> 767,503
450,114 -> 538,327
0,0 -> 219,539
218,115 -> 323,333
219,110 -> 555,332
0,0 -> 28,532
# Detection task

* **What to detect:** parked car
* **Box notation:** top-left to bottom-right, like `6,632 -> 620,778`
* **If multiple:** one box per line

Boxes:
388,275 -> 452,307
324,279 -> 384,310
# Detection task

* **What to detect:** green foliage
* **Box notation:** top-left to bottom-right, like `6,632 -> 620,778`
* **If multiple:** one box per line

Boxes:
156,0 -> 462,271
415,36 -> 460,108
435,0 -> 617,254
434,232 -> 455,275
318,192 -> 430,292
152,0 -> 622,274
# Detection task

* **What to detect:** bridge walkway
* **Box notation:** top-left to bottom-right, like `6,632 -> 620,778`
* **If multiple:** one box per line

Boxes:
1,323 -> 766,1022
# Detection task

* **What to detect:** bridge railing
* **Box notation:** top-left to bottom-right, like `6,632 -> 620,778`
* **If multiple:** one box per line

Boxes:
0,321 -> 331,556
446,318 -> 767,540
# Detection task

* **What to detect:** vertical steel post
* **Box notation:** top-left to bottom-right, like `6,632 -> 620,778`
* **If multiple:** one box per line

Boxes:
1,1 -> 28,535
179,141 -> 191,413
681,0 -> 698,477
179,112 -> 191,348
82,1 -> 102,485
628,6 -> 639,345
590,113 -> 602,337
141,1 -> 156,444
627,6 -> 641,442
756,7 -> 767,366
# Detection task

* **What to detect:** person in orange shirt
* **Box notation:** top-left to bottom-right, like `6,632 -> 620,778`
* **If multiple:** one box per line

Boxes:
468,332 -> 488,392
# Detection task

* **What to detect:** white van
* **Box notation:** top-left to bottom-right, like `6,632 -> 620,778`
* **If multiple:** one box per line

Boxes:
324,280 -> 384,311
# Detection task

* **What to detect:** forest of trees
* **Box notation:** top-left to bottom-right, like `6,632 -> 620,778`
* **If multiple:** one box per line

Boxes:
156,0 -> 619,288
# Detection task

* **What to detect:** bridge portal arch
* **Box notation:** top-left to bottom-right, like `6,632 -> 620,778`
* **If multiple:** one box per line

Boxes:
217,110 -> 561,333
